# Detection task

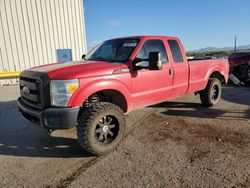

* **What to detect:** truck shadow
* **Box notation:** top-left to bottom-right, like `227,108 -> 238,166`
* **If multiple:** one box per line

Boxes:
151,87 -> 250,120
0,100 -> 91,158
153,102 -> 227,119
153,101 -> 249,120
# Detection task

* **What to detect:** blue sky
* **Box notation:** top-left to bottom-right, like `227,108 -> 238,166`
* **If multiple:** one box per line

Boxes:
84,0 -> 250,51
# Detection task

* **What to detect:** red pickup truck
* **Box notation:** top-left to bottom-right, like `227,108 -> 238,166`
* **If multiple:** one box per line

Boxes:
18,36 -> 229,155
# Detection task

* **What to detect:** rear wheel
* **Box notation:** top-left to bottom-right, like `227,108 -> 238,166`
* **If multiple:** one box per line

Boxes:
200,78 -> 222,107
77,102 -> 125,156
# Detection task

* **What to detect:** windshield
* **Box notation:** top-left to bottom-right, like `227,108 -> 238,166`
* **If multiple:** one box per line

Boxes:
85,38 -> 139,63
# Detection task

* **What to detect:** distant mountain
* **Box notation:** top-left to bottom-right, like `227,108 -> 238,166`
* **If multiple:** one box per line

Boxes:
190,44 -> 250,53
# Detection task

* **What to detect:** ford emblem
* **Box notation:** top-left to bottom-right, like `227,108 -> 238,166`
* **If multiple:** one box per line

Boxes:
23,86 -> 30,95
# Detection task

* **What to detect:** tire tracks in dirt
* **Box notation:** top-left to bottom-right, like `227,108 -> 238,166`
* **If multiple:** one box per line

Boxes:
47,110 -> 157,188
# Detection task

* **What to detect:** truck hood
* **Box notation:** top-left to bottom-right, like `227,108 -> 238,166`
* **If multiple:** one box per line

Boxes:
30,61 -> 125,79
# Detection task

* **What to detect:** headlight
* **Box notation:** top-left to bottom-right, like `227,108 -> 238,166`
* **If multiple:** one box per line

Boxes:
50,79 -> 79,107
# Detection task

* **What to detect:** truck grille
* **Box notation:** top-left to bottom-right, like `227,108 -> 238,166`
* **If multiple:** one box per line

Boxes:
20,76 -> 42,108
19,70 -> 51,109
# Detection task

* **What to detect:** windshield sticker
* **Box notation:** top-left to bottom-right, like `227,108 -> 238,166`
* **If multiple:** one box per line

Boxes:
123,42 -> 138,47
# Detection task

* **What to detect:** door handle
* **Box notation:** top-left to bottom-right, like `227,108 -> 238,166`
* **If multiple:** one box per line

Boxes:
169,68 -> 174,77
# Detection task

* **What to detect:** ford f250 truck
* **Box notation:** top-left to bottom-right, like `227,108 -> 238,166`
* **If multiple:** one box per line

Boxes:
18,36 -> 229,155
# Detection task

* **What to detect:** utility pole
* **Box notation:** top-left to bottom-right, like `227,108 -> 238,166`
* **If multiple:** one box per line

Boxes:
234,36 -> 237,52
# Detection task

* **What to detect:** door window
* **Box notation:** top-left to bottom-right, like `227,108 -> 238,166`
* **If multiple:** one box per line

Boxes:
136,40 -> 168,67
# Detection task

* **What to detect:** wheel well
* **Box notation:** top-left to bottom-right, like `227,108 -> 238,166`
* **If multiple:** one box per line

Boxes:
84,89 -> 128,112
210,71 -> 225,84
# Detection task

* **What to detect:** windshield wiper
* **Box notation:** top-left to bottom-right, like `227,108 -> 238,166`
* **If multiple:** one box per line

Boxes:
88,57 -> 107,61
106,58 -> 126,63
89,57 -> 123,63
107,59 -> 122,63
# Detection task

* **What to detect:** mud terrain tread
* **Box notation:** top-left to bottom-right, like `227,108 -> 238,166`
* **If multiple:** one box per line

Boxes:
200,78 -> 222,107
77,102 -> 125,156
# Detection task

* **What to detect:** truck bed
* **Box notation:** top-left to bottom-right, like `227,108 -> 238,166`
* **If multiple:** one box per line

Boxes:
188,59 -> 229,93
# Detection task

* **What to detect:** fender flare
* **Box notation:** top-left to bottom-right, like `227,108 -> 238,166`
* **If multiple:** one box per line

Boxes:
68,79 -> 133,112
205,66 -> 227,85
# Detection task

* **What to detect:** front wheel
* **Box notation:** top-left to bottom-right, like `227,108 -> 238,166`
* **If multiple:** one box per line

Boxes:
77,102 -> 125,156
200,78 -> 222,107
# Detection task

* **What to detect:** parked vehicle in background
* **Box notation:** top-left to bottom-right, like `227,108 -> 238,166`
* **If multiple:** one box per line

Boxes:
228,51 -> 250,86
17,36 -> 229,155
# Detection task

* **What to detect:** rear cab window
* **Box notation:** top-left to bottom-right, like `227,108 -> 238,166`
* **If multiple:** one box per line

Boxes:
168,40 -> 184,63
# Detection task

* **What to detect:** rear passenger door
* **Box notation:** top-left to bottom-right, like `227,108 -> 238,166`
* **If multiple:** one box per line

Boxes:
168,39 -> 189,97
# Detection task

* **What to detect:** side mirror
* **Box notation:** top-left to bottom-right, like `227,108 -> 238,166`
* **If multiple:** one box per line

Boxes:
82,54 -> 86,60
132,58 -> 145,70
148,52 -> 162,70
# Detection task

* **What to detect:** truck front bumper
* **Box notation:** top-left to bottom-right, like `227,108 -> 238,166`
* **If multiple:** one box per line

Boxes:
17,97 -> 80,130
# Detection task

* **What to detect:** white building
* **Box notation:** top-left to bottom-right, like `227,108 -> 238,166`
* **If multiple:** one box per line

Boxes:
0,0 -> 87,85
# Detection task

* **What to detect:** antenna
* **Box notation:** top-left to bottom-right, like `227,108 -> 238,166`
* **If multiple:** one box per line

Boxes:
234,36 -> 237,52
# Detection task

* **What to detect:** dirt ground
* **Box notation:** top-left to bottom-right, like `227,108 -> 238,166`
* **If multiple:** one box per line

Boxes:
0,85 -> 250,188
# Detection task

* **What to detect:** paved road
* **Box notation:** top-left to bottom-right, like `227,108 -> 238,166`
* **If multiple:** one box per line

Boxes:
0,85 -> 250,187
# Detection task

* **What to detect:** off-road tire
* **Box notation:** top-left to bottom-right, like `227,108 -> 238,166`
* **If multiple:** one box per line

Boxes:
77,102 -> 125,156
200,78 -> 222,107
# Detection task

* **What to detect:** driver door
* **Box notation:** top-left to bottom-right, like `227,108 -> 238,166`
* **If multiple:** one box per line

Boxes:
131,39 -> 173,108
